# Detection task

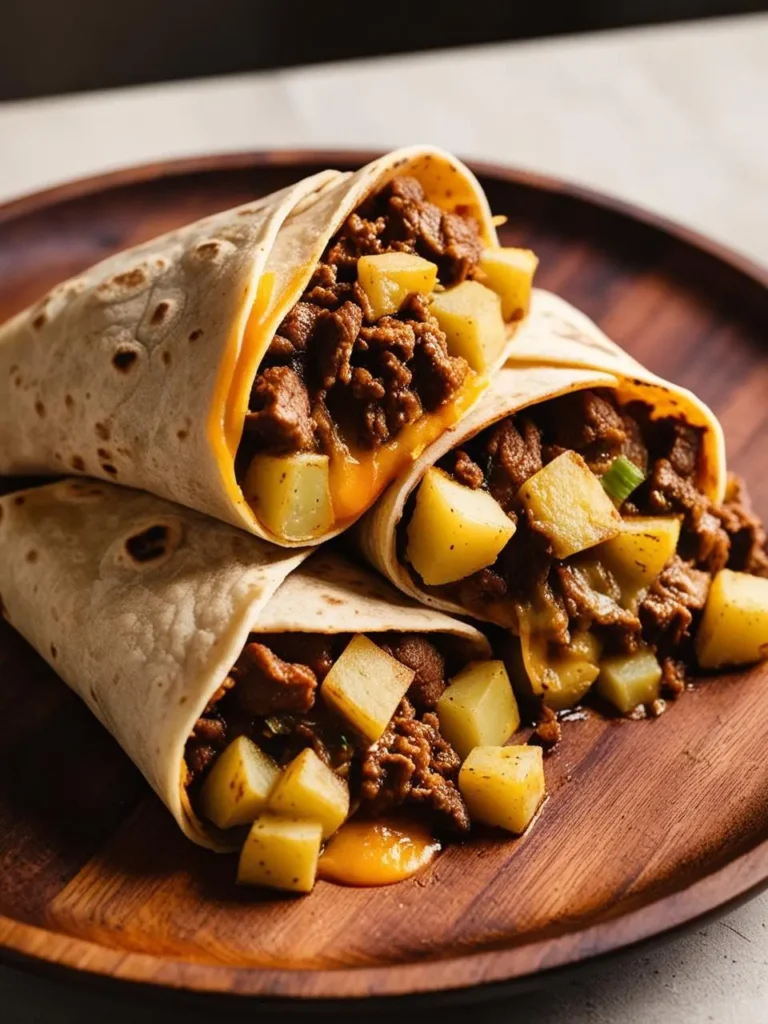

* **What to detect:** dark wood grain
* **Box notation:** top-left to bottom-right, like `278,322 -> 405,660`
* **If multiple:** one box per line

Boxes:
0,151 -> 767,1004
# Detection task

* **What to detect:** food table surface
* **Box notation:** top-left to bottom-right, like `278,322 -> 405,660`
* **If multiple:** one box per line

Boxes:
1,13 -> 767,1023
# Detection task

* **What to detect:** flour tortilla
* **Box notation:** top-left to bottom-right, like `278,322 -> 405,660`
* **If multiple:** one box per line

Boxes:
358,295 -> 726,621
0,480 -> 490,850
0,147 -> 504,546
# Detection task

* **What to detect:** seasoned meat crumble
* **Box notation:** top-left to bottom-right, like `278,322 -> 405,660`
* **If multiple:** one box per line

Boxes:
185,630 -> 470,835
238,175 -> 484,473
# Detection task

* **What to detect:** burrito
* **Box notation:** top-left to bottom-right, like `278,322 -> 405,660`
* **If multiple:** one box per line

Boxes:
0,147 -> 537,546
2,480 -> 558,893
360,293 -> 768,721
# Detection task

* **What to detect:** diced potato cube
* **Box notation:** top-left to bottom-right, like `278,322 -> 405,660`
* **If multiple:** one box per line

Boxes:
237,813 -> 322,893
406,468 -> 516,586
696,569 -> 768,669
601,516 -> 681,588
320,634 -> 414,743
430,280 -> 506,372
520,630 -> 601,711
357,253 -> 438,319
268,748 -> 349,839
597,649 -> 662,713
478,247 -> 538,321
199,735 -> 280,830
519,451 -> 621,559
437,660 -> 520,760
567,630 -> 603,664
459,745 -> 545,833
543,661 -> 599,712
244,452 -> 334,542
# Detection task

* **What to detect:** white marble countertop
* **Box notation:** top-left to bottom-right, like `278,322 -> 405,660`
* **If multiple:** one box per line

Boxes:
2,14 -> 767,1023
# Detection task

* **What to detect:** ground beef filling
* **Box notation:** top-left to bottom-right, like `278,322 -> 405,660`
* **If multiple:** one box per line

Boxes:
413,388 -> 768,694
184,630 -> 469,834
239,176 -> 484,466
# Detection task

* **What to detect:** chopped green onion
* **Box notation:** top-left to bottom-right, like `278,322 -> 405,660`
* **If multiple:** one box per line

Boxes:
600,456 -> 645,505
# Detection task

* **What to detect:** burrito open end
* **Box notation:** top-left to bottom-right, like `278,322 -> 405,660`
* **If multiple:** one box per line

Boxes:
0,147 -> 537,546
0,480 -> 560,894
360,299 -> 768,722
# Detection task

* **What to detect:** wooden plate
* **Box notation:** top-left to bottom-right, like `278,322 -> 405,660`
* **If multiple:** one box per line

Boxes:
0,152 -> 767,1005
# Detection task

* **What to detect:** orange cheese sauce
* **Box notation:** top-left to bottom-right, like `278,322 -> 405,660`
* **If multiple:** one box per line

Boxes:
318,819 -> 440,887
328,373 -> 485,523
206,271 -> 277,524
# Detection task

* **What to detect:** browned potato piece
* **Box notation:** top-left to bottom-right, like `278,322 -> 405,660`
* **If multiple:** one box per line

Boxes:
430,280 -> 506,371
597,649 -> 662,713
269,748 -> 350,839
406,468 -> 516,586
200,736 -> 280,830
519,451 -> 621,559
437,661 -> 520,760
357,253 -> 438,318
600,516 -> 681,588
459,746 -> 545,833
521,631 -> 602,711
478,247 -> 538,321
237,814 -> 322,893
696,569 -> 768,669
320,634 -> 414,743
243,452 -> 333,541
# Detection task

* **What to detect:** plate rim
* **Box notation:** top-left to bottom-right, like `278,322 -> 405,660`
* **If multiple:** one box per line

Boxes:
0,148 -> 766,1003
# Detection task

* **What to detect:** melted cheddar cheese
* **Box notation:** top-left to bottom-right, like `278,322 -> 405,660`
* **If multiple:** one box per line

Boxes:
318,819 -> 440,886
328,373 -> 485,523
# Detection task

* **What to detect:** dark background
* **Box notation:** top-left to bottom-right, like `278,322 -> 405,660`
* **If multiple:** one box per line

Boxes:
0,0 -> 766,102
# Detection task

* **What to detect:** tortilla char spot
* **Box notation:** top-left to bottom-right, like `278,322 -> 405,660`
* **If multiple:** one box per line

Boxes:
188,329 -> 203,342
97,447 -> 112,460
112,268 -> 146,289
65,279 -> 88,299
195,240 -> 222,259
70,455 -> 86,472
50,643 -> 58,659
150,300 -> 171,325
34,400 -> 46,418
65,394 -> 75,411
13,376 -> 22,388
13,496 -> 25,506
25,550 -> 38,563
9,364 -> 18,375
54,451 -> 63,461
162,350 -> 171,367
177,428 -> 189,441
65,481 -> 105,501
32,311 -> 47,330
112,348 -> 138,372
125,524 -> 170,563
325,596 -> 343,605
102,463 -> 118,476
95,421 -> 110,440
